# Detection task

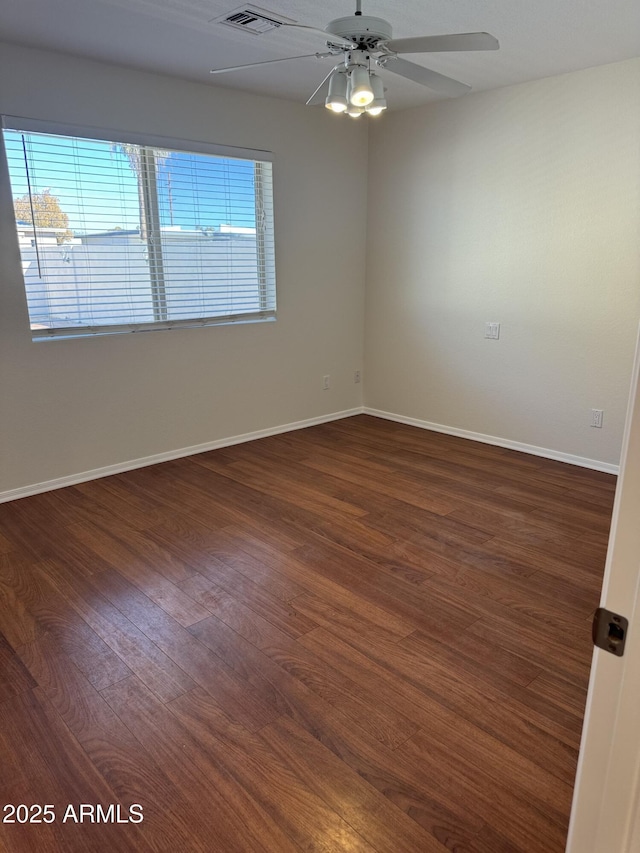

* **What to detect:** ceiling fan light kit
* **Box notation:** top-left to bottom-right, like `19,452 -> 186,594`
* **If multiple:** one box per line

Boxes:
211,1 -> 499,116
325,51 -> 386,116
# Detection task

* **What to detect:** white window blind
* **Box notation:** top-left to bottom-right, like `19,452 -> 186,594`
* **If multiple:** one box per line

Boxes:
2,117 -> 276,339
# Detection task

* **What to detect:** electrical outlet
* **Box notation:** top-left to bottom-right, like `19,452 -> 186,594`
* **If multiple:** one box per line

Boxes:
322,375 -> 330,390
354,370 -> 361,384
591,409 -> 604,428
485,322 -> 500,340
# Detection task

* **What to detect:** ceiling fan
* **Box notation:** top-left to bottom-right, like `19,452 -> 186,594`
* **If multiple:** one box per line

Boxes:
211,1 -> 499,116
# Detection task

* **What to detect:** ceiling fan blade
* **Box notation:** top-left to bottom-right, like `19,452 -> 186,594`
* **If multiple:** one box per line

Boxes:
382,32 -> 499,54
381,56 -> 471,97
279,23 -> 354,49
210,53 -> 324,75
306,67 -> 337,106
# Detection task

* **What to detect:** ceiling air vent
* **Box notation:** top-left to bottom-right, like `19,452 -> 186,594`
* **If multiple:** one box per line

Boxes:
218,6 -> 289,35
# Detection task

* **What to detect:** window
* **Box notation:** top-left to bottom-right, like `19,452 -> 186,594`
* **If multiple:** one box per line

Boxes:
2,116 -> 276,339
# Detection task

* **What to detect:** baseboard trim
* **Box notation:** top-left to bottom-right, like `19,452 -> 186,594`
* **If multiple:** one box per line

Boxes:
0,408 -> 364,504
363,408 -> 619,475
2,405 -> 618,503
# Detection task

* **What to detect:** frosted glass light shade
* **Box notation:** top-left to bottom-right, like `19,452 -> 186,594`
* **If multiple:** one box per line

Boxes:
325,71 -> 348,113
349,66 -> 374,107
366,74 -> 387,115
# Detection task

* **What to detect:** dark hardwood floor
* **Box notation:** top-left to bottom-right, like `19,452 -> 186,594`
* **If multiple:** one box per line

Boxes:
0,415 -> 615,852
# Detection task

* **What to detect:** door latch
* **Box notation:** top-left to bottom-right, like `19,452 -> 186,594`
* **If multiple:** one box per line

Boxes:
592,607 -> 628,657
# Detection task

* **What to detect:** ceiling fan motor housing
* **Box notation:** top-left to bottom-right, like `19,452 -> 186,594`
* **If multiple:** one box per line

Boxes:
325,15 -> 393,50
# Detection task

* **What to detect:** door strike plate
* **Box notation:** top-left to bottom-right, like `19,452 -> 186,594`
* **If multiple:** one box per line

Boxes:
592,607 -> 628,657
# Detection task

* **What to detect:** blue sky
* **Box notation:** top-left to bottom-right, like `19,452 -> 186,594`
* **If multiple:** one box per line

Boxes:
3,129 -> 257,233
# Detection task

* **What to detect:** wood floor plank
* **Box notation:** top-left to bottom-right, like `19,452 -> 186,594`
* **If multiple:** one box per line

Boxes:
0,554 -> 132,691
289,590 -> 414,644
0,415 -> 612,852
83,519 -> 202,586
495,484 -> 613,533
361,500 -> 493,549
0,495 -> 73,561
171,457 -> 401,560
91,568 -> 281,732
168,687 -> 384,853
0,500 -> 115,574
146,519 -> 308,602
193,555 -> 318,638
67,520 -> 209,626
209,522 -> 304,565
349,437 -> 562,498
298,446 -> 461,516
479,534 -> 606,588
193,453 -> 369,521
291,540 -> 480,632
419,569 -> 595,667
445,498 -> 604,552
73,475 -> 177,529
177,572 -> 294,650
39,483 -> 159,537
0,530 -> 15,554
422,567 -> 597,635
188,612 -> 414,749
399,626 -> 542,689
397,727 -> 570,852
0,630 -> 36,702
391,532 -> 543,581
527,669 -> 590,717
0,558 -> 40,649
207,438 -> 459,517
118,461 -> 240,531
299,627 -> 574,849
17,639 -> 204,851
312,626 -> 582,774
37,558 -> 197,703
192,613 -> 419,750
0,688 -> 151,853
258,715 -> 453,853
209,540 -> 417,640
252,676 -> 487,845
102,676 -> 301,853
465,606 -> 593,684
204,545 -> 309,603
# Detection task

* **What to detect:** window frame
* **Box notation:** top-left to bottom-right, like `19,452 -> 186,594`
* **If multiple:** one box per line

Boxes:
2,115 -> 277,341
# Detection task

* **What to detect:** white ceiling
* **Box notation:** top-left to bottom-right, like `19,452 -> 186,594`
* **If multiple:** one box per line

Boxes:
1,0 -> 639,110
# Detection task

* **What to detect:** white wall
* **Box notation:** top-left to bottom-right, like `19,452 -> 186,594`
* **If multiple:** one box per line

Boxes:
0,43 -> 368,496
2,47 -> 638,495
365,58 -> 640,467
